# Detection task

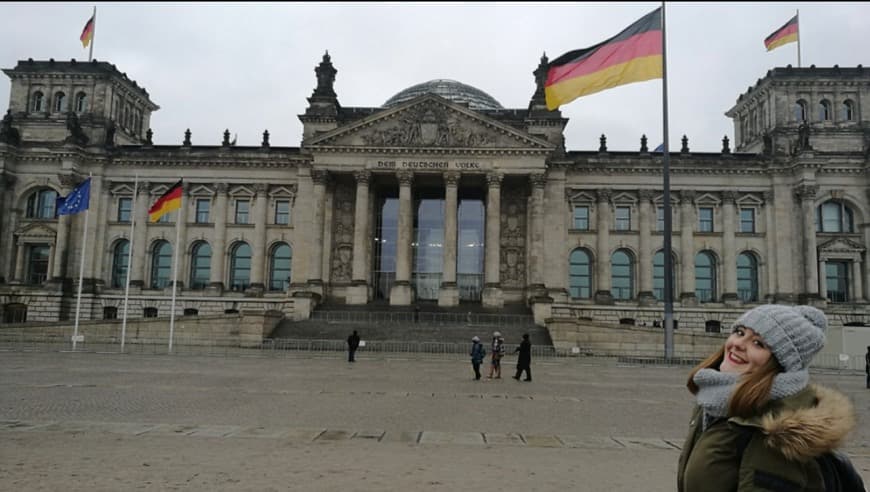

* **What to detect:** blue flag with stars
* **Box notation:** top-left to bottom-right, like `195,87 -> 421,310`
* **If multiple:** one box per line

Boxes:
56,177 -> 91,216
653,143 -> 665,152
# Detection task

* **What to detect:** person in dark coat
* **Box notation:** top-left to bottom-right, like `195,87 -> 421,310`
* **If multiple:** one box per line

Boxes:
469,336 -> 485,380
512,333 -> 532,382
347,330 -> 360,363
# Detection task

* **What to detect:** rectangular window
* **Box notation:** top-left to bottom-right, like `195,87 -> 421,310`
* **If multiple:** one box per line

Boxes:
275,200 -> 290,225
825,261 -> 849,303
739,208 -> 755,233
572,205 -> 589,230
615,206 -> 631,231
656,207 -> 665,232
157,211 -> 171,223
698,207 -> 714,232
195,199 -> 210,223
117,197 -> 132,223
235,200 -> 250,224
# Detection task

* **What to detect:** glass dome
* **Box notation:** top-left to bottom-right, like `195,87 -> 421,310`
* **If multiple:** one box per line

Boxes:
383,79 -> 503,110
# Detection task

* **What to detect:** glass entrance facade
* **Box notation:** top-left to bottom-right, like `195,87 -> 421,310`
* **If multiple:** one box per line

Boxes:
457,195 -> 484,301
412,191 -> 444,301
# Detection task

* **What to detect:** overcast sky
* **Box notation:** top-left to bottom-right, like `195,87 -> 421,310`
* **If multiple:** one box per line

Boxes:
2,2 -> 868,152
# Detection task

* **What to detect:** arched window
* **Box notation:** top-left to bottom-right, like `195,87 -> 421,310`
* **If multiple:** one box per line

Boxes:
74,92 -> 88,113
189,241 -> 211,289
150,240 -> 172,289
794,100 -> 807,122
26,188 -> 58,218
26,244 -> 50,284
53,92 -> 66,112
818,100 -> 831,121
611,249 -> 633,300
695,251 -> 717,303
111,240 -> 130,288
816,201 -> 854,233
568,248 -> 592,299
269,243 -> 292,291
737,252 -> 758,302
229,242 -> 252,291
653,250 -> 676,301
841,100 -> 854,121
31,91 -> 44,112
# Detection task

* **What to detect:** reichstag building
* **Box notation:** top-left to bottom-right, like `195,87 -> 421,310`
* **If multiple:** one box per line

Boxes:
1,54 -> 869,356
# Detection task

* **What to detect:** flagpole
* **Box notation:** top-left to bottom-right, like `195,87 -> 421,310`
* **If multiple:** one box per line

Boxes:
796,9 -> 801,68
71,175 -> 92,352
168,190 -> 183,353
120,175 -> 137,352
661,1 -> 675,361
88,6 -> 95,62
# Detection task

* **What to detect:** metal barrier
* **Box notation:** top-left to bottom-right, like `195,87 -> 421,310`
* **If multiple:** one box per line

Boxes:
310,310 -> 535,327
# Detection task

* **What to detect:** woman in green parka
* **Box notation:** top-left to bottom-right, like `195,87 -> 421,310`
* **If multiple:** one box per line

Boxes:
677,304 -> 858,491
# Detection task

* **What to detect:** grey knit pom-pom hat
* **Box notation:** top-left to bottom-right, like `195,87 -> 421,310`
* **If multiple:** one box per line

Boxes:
731,304 -> 827,372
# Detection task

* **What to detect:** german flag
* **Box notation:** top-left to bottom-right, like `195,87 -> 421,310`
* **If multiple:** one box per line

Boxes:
545,7 -> 662,110
764,15 -> 798,52
79,14 -> 95,48
148,180 -> 183,222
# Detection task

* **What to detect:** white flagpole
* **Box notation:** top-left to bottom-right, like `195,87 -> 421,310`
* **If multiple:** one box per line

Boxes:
71,175 -> 92,351
121,175 -> 138,352
168,190 -> 183,353
88,6 -> 95,62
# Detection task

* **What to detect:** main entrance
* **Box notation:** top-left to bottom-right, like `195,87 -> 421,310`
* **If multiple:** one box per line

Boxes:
372,187 -> 484,302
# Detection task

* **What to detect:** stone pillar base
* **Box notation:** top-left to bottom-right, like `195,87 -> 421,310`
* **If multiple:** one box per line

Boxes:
245,283 -> 265,297
290,291 -> 319,320
482,284 -> 503,308
679,292 -> 698,308
547,288 -> 570,303
346,282 -> 369,305
438,282 -> 459,307
774,293 -> 797,304
390,281 -> 413,306
637,291 -> 657,307
530,296 -> 553,327
593,290 -> 614,305
526,283 -> 548,302
721,292 -> 740,307
798,293 -> 827,308
206,282 -> 224,296
306,280 -> 324,298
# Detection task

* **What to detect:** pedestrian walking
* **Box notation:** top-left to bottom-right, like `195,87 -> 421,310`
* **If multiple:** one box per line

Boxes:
346,330 -> 360,363
865,346 -> 870,389
487,331 -> 505,379
469,336 -> 486,380
512,333 -> 531,382
677,304 -> 859,491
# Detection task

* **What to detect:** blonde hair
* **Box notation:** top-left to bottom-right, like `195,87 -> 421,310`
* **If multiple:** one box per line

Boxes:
686,344 -> 783,418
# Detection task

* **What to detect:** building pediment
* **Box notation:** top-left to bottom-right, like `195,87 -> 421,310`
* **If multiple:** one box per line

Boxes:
818,237 -> 865,254
305,94 -> 554,152
15,222 -> 56,239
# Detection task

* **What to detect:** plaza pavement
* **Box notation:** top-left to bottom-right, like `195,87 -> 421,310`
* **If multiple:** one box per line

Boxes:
0,350 -> 867,491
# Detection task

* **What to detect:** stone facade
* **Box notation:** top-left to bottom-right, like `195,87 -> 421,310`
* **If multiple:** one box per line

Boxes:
1,54 -> 870,363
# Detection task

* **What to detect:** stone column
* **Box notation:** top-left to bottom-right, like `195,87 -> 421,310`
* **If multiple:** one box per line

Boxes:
637,190 -> 655,305
593,188 -> 613,304
481,172 -> 504,308
308,170 -> 329,296
13,239 -> 26,282
289,166 -> 312,294
438,171 -> 460,307
390,170 -> 414,305
348,170 -> 371,305
0,174 -> 17,283
543,168 -> 568,302
852,260 -> 863,301
679,190 -> 697,305
528,173 -> 547,297
248,183 -> 269,295
91,178 -> 112,289
796,184 -> 820,301
50,174 -> 76,283
208,182 -> 228,293
130,181 -> 150,289
721,191 -> 739,305
772,184 -> 797,302
818,259 -> 827,300
763,191 -> 776,302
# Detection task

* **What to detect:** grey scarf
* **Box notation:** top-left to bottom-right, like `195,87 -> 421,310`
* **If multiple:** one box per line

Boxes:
693,368 -> 809,430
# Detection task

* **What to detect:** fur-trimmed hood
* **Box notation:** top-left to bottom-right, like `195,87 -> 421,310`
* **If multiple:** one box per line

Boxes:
758,384 -> 855,462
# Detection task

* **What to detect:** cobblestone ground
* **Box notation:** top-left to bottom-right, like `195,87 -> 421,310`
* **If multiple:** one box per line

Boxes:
0,351 -> 868,491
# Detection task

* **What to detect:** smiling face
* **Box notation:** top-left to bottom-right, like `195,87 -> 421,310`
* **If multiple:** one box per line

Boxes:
719,326 -> 773,374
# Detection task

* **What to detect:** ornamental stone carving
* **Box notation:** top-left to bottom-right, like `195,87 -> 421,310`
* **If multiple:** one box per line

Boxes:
254,183 -> 269,195
312,170 -> 330,186
679,190 -> 696,203
330,181 -> 356,283
638,189 -> 655,202
57,173 -> 82,189
214,182 -> 228,194
353,170 -> 371,184
444,171 -> 460,187
722,190 -> 738,204
486,172 -> 503,187
596,189 -> 612,203
397,170 -> 414,186
762,190 -> 773,204
529,173 -> 547,188
794,184 -> 818,201
359,104 -> 496,148
500,188 -> 527,289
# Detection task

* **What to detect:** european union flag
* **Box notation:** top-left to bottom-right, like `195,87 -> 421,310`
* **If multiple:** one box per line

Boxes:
653,143 -> 665,152
56,177 -> 91,216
